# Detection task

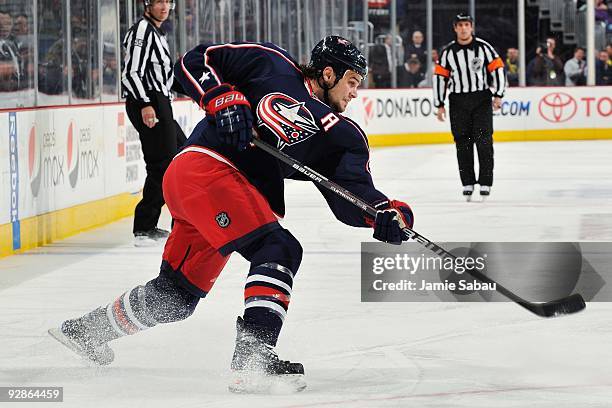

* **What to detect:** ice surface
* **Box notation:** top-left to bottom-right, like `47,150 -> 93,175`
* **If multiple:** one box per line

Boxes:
1,141 -> 612,407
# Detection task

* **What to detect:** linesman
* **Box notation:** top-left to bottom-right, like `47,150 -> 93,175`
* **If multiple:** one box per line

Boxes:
433,13 -> 506,201
121,0 -> 186,244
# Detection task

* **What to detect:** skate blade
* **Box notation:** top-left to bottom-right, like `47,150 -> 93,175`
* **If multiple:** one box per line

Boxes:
48,328 -> 112,366
133,236 -> 161,247
228,372 -> 306,394
464,195 -> 472,202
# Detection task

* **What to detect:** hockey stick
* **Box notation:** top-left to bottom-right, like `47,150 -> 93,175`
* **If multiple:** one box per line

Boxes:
252,138 -> 585,318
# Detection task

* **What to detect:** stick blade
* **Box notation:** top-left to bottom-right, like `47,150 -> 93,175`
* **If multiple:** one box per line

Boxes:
529,294 -> 586,318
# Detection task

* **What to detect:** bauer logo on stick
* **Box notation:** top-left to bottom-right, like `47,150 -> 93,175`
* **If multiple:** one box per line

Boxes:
257,92 -> 319,148
215,212 -> 231,228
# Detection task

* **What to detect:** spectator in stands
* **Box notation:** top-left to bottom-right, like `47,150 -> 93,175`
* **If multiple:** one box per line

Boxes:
595,0 -> 610,28
39,36 -> 67,94
39,12 -> 93,97
368,42 -> 391,88
596,48 -> 612,84
526,47 -> 548,86
12,14 -> 26,35
431,48 -> 439,64
564,47 -> 587,86
384,34 -> 404,78
0,11 -> 20,92
102,42 -> 118,94
70,12 -> 94,99
543,37 -> 564,83
71,36 -> 92,98
405,30 -> 426,70
11,13 -> 32,89
415,49 -> 439,88
12,14 -> 30,46
0,12 -> 14,43
505,47 -> 519,87
526,38 -> 564,86
399,55 -> 424,88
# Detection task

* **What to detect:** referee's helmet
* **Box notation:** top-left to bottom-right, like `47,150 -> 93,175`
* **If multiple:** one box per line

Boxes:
453,13 -> 474,26
143,0 -> 176,10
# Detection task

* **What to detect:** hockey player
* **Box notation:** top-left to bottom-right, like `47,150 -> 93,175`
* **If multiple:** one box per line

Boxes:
49,36 -> 414,393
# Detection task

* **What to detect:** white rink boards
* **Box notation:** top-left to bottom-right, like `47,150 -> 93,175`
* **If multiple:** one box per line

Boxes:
1,140 -> 611,407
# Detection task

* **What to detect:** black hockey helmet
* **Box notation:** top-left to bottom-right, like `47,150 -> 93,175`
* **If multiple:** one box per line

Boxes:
453,13 -> 473,26
309,36 -> 368,80
143,0 -> 175,10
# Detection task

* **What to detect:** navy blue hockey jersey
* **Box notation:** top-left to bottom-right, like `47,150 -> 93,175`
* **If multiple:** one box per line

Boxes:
174,42 -> 388,227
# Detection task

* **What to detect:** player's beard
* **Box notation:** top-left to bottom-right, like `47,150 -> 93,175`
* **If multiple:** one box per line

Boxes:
330,101 -> 344,113
328,95 -> 347,113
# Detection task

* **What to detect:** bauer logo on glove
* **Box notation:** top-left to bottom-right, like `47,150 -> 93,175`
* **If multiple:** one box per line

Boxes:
212,92 -> 249,110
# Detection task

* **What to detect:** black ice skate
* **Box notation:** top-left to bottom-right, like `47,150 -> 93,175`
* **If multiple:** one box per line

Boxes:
480,185 -> 491,201
48,313 -> 115,366
463,185 -> 474,202
229,316 -> 306,394
134,227 -> 169,247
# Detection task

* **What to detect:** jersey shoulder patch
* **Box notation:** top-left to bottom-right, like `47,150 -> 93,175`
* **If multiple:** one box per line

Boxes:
321,112 -> 340,132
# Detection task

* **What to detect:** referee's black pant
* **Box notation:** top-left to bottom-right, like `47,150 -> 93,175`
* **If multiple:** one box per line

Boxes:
449,90 -> 494,187
126,92 -> 186,234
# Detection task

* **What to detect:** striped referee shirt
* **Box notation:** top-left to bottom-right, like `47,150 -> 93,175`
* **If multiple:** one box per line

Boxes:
433,37 -> 506,108
121,16 -> 174,104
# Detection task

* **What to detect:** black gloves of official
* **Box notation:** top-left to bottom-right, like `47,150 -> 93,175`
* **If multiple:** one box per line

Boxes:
372,200 -> 414,245
202,84 -> 253,151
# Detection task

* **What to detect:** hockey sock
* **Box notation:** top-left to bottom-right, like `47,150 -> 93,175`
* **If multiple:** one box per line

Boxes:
243,262 -> 295,346
238,228 -> 302,346
105,285 -> 159,338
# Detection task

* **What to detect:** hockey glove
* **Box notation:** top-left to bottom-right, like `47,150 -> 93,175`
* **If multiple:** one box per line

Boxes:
202,84 -> 253,151
372,200 -> 414,245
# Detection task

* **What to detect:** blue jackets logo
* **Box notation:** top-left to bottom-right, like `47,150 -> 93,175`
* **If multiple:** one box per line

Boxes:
256,92 -> 319,148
